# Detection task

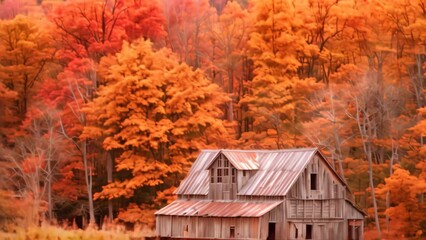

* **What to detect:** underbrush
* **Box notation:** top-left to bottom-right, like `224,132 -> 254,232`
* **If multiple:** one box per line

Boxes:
0,224 -> 155,240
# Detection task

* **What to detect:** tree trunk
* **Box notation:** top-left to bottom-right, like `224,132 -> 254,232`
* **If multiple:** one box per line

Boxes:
386,140 -> 398,233
47,125 -> 54,223
107,151 -> 114,221
356,97 -> 381,238
83,140 -> 96,227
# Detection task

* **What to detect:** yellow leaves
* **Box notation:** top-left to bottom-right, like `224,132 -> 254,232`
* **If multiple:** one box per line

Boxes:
102,137 -> 123,150
374,165 -> 426,235
116,203 -> 156,227
0,15 -> 55,115
267,129 -> 278,136
88,37 -> 229,202
376,164 -> 426,207
155,187 -> 177,206
80,126 -> 103,140
410,108 -> 426,136
171,127 -> 186,136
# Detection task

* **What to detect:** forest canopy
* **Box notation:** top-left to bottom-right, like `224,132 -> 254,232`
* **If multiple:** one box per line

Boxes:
0,0 -> 426,238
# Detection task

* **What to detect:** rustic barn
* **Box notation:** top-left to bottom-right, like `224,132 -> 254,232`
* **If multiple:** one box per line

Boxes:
155,148 -> 365,240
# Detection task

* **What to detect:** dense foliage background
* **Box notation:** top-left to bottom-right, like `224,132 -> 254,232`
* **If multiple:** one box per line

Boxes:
1,0 -> 426,238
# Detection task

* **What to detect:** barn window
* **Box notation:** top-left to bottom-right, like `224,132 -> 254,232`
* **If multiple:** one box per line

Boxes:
333,183 -> 338,197
210,169 -> 215,183
310,173 -> 317,190
224,169 -> 229,176
224,159 -> 229,167
230,226 -> 235,238
217,169 -> 222,183
218,158 -> 222,167
243,170 -> 246,177
306,224 -> 312,239
232,168 -> 236,183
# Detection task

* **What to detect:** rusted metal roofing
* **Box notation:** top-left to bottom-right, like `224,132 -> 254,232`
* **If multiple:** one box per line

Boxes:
174,150 -> 219,195
222,151 -> 259,170
155,200 -> 282,217
238,149 -> 317,196
204,150 -> 259,170
175,148 -> 319,196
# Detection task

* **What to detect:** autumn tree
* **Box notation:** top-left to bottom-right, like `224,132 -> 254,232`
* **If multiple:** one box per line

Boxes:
208,1 -> 251,138
162,0 -> 216,69
49,0 -> 165,62
241,0 -> 321,149
0,0 -> 38,19
0,15 -> 55,117
303,64 -> 364,176
376,165 -> 426,237
86,39 -> 229,226
295,0 -> 360,83
0,103 -> 66,226
45,0 -> 167,224
382,0 -> 426,108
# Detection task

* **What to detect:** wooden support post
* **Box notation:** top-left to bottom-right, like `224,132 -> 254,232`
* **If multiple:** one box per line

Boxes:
257,217 -> 261,240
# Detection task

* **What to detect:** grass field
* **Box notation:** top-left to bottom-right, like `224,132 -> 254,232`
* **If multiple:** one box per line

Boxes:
0,224 -> 155,240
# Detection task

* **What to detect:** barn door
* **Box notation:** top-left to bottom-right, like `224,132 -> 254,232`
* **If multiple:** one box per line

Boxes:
348,220 -> 362,240
267,222 -> 276,240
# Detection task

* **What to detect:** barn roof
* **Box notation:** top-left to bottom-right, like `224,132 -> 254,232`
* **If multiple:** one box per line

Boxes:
175,148 -> 334,196
207,150 -> 259,170
155,200 -> 282,217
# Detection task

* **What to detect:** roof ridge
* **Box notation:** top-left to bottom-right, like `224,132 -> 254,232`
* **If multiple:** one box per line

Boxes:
201,148 -> 318,152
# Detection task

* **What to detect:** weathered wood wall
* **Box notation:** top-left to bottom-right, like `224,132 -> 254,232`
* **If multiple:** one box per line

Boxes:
287,199 -> 344,219
344,201 -> 364,220
287,154 -> 346,200
208,155 -> 238,200
287,220 -> 345,240
156,216 -> 261,239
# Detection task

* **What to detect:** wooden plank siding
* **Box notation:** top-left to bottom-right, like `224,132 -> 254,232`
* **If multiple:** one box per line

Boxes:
208,154 -> 238,200
287,220 -> 345,240
287,199 -> 344,219
287,155 -> 346,200
156,216 -> 261,239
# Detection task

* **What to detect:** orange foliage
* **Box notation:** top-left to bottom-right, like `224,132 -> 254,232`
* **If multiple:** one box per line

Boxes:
376,165 -> 426,237
2,0 -> 426,235
87,39 -> 229,221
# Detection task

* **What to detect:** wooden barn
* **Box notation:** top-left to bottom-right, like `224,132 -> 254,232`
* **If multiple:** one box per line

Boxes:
155,148 -> 365,240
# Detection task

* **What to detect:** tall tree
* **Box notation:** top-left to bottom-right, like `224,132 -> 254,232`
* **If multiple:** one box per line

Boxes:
241,0 -> 321,149
49,0 -> 166,61
383,0 -> 426,108
0,104 -> 65,227
208,1 -> 251,136
0,15 -> 55,117
86,39 -> 229,226
46,0 -> 167,224
162,0 -> 216,68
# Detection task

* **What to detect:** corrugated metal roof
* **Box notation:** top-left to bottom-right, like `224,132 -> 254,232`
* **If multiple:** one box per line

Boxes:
155,200 -> 282,217
175,148 -> 319,196
238,149 -> 317,196
174,150 -> 219,195
222,151 -> 259,170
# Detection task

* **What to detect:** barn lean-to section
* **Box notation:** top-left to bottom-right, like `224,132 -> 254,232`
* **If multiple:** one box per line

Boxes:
155,148 -> 365,240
